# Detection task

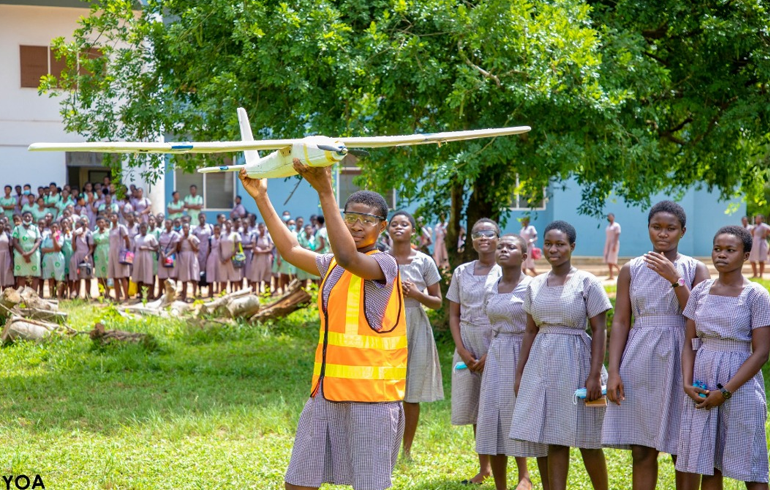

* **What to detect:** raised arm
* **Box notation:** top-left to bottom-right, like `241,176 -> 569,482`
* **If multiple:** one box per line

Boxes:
238,170 -> 318,275
290,161 -> 385,280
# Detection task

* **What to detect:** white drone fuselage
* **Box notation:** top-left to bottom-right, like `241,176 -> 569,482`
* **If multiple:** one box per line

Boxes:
199,136 -> 347,179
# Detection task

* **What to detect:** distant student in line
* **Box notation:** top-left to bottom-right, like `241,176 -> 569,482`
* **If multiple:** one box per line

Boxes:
678,226 -> 770,489
749,215 -> 770,278
603,213 -> 621,280
239,159 -> 407,490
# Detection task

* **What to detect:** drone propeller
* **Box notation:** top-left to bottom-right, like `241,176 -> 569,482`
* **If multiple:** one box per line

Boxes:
316,144 -> 369,159
347,148 -> 370,158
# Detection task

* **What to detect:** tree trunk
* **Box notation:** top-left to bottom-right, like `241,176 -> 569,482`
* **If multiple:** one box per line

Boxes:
446,177 -> 465,271
461,171 -> 501,263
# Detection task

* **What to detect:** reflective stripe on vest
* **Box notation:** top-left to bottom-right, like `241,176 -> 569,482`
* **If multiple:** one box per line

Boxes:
311,251 -> 407,402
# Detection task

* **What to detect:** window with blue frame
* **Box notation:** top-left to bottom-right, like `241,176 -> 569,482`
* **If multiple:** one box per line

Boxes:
174,166 -> 236,211
510,174 -> 547,211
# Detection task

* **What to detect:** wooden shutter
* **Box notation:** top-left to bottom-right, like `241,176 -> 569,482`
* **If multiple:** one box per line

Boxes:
20,45 -> 48,88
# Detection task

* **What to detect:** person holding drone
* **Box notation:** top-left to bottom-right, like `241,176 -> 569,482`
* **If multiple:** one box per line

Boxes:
239,159 -> 407,490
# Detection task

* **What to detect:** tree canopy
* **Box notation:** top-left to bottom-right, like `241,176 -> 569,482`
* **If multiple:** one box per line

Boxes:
44,0 -> 770,265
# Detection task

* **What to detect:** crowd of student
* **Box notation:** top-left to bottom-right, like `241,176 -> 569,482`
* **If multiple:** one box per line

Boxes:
0,178 -> 331,302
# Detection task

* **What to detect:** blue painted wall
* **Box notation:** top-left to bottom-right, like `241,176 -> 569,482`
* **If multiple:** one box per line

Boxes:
504,177 -> 744,257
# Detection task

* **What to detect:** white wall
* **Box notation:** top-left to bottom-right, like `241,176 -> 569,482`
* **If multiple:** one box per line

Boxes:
0,4 -> 88,187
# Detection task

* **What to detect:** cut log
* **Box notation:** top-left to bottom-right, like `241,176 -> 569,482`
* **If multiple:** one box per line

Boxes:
251,283 -> 311,323
17,286 -> 57,311
17,308 -> 68,323
0,288 -> 21,322
199,287 -> 253,316
118,305 -> 163,317
169,301 -> 194,317
89,322 -> 154,347
226,295 -> 261,319
1,316 -> 58,343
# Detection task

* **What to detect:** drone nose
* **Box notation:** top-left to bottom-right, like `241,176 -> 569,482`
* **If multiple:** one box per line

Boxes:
317,143 -> 347,155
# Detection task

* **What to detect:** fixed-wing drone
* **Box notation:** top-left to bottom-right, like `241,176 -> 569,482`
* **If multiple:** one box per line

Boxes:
29,108 -> 531,179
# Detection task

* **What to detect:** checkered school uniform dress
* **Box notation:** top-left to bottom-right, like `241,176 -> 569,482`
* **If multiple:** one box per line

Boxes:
676,280 -> 770,483
510,270 -> 612,449
602,255 -> 701,454
399,251 -> 444,403
284,253 -> 405,490
750,223 -> 770,262
475,275 -> 548,457
446,261 -> 502,425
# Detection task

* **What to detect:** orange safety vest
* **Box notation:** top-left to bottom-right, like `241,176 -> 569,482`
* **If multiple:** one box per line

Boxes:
311,251 -> 407,403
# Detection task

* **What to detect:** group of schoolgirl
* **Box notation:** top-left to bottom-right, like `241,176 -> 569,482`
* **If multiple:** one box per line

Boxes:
235,155 -> 769,490
447,200 -> 770,490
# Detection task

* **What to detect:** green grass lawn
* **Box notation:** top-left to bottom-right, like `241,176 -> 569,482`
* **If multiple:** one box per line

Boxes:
0,295 -> 764,489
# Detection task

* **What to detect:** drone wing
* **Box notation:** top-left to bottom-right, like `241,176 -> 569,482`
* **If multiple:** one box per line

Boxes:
27,139 -> 298,154
28,125 -> 530,154
339,126 -> 531,148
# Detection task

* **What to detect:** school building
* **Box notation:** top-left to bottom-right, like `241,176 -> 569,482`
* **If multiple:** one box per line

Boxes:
0,0 -> 163,210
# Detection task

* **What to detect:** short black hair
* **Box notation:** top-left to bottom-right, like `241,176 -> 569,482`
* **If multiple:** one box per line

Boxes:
501,233 -> 528,251
344,190 -> 388,218
648,200 -> 686,228
391,210 -> 416,229
3,186 -> 10,191
317,216 -> 325,225
472,218 -> 501,236
190,184 -> 197,190
544,220 -> 577,244
715,225 -> 752,253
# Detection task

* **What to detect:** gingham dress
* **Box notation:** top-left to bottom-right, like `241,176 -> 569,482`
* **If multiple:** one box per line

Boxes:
284,252 -> 404,490
749,223 -> 770,262
510,269 -> 612,449
446,261 -> 502,425
602,255 -> 700,453
676,280 -> 770,482
398,251 -> 444,403
475,275 -> 547,457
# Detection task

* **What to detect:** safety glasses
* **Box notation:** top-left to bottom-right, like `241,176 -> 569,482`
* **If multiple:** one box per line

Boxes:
343,212 -> 385,227
471,229 -> 498,240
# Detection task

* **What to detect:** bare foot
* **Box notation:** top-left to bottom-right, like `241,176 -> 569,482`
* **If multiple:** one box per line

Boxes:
462,472 -> 490,485
515,477 -> 533,490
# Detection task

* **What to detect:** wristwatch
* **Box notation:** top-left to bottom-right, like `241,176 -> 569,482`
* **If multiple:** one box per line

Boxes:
671,277 -> 686,288
718,383 -> 732,400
